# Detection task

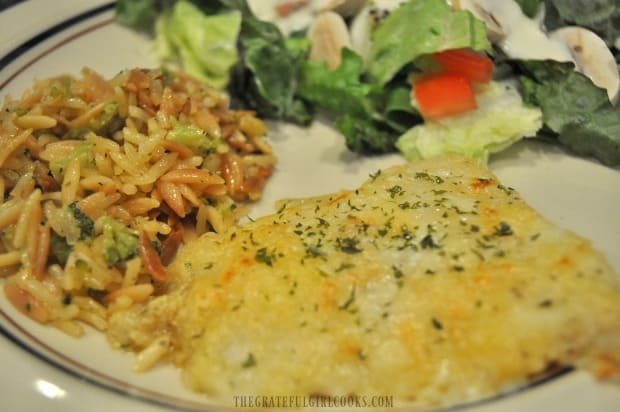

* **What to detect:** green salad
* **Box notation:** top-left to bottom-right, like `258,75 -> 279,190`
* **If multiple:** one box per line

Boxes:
116,0 -> 620,166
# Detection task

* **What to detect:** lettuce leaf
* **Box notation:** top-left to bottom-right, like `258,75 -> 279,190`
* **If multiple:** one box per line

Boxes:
519,60 -> 620,166
508,0 -> 619,48
116,1 -> 228,31
237,33 -> 313,124
396,82 -> 542,163
542,0 -> 620,48
298,48 -> 378,118
225,1 -> 313,124
382,85 -> 422,133
116,0 -> 168,30
298,48 -> 421,153
337,114 -> 402,154
369,0 -> 490,85
117,0 -> 312,123
154,0 -> 241,89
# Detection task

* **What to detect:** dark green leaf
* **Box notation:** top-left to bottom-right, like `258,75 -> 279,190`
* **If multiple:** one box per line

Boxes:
514,0 -> 542,18
382,85 -> 422,133
298,48 -> 377,118
542,0 -> 620,47
336,115 -> 400,154
115,0 -> 161,30
228,13 -> 313,124
519,60 -> 620,165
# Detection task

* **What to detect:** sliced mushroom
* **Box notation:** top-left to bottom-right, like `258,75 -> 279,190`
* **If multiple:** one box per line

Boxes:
308,11 -> 352,70
316,0 -> 368,17
450,0 -> 573,62
349,5 -> 374,67
550,26 -> 620,104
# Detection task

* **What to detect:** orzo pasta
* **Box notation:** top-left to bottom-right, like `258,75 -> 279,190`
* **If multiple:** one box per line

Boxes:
0,67 -> 276,336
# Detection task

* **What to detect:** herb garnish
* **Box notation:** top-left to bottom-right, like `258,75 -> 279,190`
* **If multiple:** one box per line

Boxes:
493,221 -> 514,236
335,262 -> 355,272
255,247 -> 277,266
539,299 -> 553,308
339,285 -> 357,310
242,353 -> 257,368
337,237 -> 363,254
420,234 -> 439,249
387,185 -> 405,198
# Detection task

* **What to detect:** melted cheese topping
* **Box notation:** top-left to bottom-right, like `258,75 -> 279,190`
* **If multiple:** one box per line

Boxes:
108,156 -> 620,407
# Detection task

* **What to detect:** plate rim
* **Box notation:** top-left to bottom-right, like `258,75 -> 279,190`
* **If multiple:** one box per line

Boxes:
0,1 -> 618,411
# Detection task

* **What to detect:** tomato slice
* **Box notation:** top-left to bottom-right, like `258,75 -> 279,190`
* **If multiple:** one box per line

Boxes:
413,72 -> 478,119
433,48 -> 493,84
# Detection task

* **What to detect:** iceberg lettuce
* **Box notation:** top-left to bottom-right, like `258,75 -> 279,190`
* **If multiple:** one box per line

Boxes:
396,82 -> 542,163
154,0 -> 241,89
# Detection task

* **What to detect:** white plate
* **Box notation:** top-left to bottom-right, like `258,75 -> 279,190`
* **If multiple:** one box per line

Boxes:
0,1 -> 619,411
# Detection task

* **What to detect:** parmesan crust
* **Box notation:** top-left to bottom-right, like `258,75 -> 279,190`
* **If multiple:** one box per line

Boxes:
108,156 -> 620,407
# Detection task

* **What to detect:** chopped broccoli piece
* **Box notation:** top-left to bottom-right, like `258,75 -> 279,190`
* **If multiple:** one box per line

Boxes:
166,120 -> 219,153
49,143 -> 93,181
90,103 -> 124,137
49,232 -> 72,265
63,103 -> 124,139
101,217 -> 139,268
68,203 -> 94,241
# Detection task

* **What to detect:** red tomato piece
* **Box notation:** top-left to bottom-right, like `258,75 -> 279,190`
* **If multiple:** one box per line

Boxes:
433,48 -> 494,84
413,72 -> 478,119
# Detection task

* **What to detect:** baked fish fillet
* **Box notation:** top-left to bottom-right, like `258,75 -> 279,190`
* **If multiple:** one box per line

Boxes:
108,156 -> 620,407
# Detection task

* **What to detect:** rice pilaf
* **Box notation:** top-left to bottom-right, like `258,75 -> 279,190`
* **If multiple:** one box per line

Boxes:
0,67 -> 276,336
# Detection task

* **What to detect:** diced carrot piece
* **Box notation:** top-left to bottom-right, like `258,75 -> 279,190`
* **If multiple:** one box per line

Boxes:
138,231 -> 167,282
